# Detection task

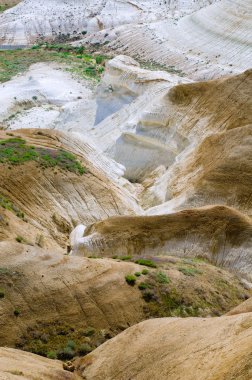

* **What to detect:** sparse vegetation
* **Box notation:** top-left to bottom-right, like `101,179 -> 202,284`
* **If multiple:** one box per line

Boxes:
125,274 -> 137,286
178,267 -> 203,277
156,271 -> 170,284
0,138 -> 86,175
0,44 -> 109,83
135,259 -> 157,268
142,269 -> 149,275
15,235 -> 25,243
120,255 -> 132,261
0,288 -> 5,298
16,322 -> 109,360
0,194 -> 25,219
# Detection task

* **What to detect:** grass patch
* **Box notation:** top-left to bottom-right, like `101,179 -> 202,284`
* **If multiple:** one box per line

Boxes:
0,193 -> 25,219
135,259 -> 157,268
178,267 -> 203,277
125,274 -> 136,286
119,255 -> 132,261
0,137 -> 86,175
0,44 -> 109,83
155,271 -> 170,284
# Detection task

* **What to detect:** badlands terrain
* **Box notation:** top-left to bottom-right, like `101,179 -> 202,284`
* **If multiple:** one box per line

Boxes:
0,0 -> 251,379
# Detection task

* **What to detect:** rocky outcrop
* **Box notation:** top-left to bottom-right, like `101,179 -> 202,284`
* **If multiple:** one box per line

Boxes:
76,313 -> 252,380
71,206 -> 252,281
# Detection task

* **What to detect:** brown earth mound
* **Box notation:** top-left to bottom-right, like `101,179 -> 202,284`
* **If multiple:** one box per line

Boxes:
0,347 -> 78,380
76,314 -> 252,380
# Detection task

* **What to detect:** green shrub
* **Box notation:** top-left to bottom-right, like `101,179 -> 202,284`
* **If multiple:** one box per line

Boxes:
95,56 -> 103,64
16,236 -> 24,243
138,282 -> 149,290
156,271 -> 170,284
78,343 -> 92,355
135,259 -> 157,268
120,256 -> 132,261
134,272 -> 141,277
66,340 -> 76,350
14,308 -> 20,316
142,269 -> 149,275
83,327 -> 95,337
47,351 -> 57,359
57,346 -> 75,360
125,274 -> 136,286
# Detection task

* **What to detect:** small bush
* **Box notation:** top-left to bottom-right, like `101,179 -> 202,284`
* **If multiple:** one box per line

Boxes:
78,343 -> 92,355
142,269 -> 149,275
135,259 -> 157,268
125,274 -> 137,286
156,272 -> 170,284
66,340 -> 76,350
134,272 -> 141,277
14,308 -> 20,317
83,327 -> 95,337
16,236 -> 24,243
120,256 -> 132,261
0,289 -> 5,298
57,346 -> 75,360
47,351 -> 57,360
95,56 -> 103,64
138,282 -> 149,290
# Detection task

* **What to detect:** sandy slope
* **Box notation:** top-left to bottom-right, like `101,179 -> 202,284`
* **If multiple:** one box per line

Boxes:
76,313 -> 252,380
